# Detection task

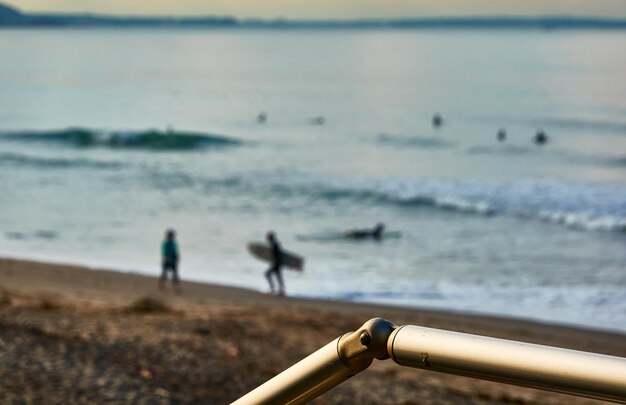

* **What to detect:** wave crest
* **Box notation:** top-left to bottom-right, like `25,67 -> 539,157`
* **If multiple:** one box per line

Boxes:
1,128 -> 241,150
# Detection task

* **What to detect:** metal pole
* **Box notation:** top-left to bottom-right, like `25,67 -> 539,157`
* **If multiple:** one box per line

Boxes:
231,338 -> 353,405
232,318 -> 397,405
388,325 -> 626,403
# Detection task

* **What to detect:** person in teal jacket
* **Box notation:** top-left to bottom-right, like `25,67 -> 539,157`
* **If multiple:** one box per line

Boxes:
159,229 -> 181,293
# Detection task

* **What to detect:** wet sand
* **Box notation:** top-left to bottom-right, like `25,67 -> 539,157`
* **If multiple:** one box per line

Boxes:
0,257 -> 624,404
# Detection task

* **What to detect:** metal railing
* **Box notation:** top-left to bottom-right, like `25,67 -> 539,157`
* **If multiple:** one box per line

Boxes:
232,318 -> 626,404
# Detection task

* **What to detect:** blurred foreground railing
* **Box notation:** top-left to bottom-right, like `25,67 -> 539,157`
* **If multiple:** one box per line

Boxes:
232,318 -> 626,405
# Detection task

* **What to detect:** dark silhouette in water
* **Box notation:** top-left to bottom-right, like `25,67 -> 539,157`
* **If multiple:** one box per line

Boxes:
159,229 -> 181,294
264,232 -> 285,296
345,223 -> 385,240
432,113 -> 443,128
310,116 -> 326,125
535,129 -> 548,145
257,111 -> 268,124
497,128 -> 507,142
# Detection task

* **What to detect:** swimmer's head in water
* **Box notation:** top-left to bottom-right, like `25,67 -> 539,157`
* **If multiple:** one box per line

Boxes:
432,113 -> 443,127
497,128 -> 506,141
534,129 -> 548,145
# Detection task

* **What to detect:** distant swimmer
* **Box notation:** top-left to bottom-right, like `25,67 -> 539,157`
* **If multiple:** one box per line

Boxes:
432,113 -> 443,128
264,232 -> 286,296
534,129 -> 548,145
159,228 -> 181,294
345,223 -> 385,240
497,128 -> 506,142
310,116 -> 326,125
257,111 -> 268,124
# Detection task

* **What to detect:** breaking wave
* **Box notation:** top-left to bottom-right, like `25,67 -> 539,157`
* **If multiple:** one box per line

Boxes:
255,173 -> 626,232
0,128 -> 241,150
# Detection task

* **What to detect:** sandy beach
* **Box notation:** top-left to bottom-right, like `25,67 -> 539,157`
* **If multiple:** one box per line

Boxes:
0,257 -> 624,404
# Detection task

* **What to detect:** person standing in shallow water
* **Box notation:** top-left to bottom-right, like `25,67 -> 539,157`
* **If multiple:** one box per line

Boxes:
265,232 -> 285,296
159,229 -> 181,294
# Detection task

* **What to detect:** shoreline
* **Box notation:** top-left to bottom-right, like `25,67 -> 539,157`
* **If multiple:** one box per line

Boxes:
1,256 -> 624,350
1,254 -> 623,337
1,257 -> 624,404
1,256 -> 625,338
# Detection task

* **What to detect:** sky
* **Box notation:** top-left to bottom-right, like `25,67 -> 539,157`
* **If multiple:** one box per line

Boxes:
6,0 -> 626,19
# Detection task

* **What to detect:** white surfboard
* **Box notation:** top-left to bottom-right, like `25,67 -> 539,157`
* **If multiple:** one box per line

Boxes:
247,242 -> 304,271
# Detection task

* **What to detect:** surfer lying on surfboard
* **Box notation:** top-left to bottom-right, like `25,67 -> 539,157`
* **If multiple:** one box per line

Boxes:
344,223 -> 385,240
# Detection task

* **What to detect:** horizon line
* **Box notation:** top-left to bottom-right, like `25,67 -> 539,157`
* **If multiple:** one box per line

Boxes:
2,2 -> 626,23
2,3 -> 626,29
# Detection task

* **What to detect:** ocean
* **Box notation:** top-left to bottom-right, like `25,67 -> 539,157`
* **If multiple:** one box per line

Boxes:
1,28 -> 625,331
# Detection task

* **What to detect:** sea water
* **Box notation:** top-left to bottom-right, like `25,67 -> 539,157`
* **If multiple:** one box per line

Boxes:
1,28 -> 625,331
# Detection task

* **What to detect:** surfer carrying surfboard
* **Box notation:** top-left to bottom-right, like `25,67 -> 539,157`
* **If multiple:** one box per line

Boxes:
264,232 -> 286,296
247,235 -> 304,296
